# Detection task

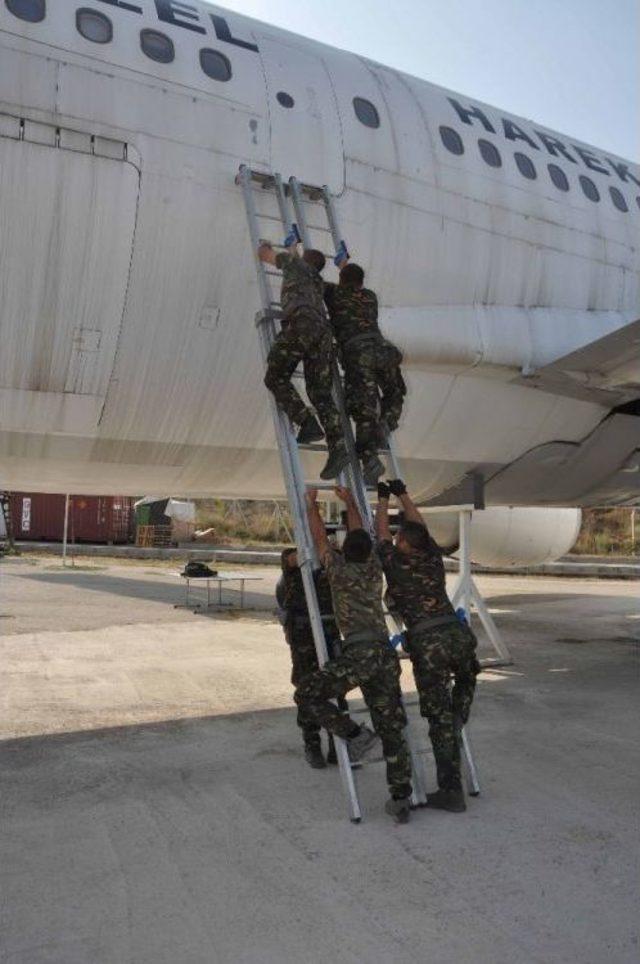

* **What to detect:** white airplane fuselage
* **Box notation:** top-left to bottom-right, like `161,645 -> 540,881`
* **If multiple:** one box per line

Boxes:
0,0 -> 639,506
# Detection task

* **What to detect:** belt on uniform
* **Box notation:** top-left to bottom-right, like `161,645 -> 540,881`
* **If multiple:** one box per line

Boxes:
290,613 -> 335,626
340,331 -> 382,351
342,628 -> 387,647
407,614 -> 459,637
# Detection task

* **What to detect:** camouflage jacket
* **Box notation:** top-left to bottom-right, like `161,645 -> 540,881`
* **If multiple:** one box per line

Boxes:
275,252 -> 326,322
323,546 -> 388,643
378,536 -> 455,628
277,565 -> 334,617
323,283 -> 381,349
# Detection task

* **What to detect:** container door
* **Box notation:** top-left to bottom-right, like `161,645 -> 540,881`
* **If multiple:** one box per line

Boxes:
258,36 -> 344,192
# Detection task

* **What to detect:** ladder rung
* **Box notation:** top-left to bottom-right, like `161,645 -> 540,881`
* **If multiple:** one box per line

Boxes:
297,443 -> 329,451
263,269 -> 282,278
305,482 -> 338,490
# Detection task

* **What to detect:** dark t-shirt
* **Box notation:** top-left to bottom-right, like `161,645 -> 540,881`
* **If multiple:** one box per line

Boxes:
378,536 -> 455,628
278,565 -> 334,617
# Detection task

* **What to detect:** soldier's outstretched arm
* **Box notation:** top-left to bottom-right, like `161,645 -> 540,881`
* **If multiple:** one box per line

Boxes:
334,486 -> 363,532
388,479 -> 428,530
375,482 -> 392,542
305,488 -> 330,559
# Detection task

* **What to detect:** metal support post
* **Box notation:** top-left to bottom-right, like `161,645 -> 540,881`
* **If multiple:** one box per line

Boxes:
449,509 -> 512,665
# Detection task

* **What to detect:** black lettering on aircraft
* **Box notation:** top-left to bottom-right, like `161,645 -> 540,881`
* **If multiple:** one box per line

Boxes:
534,132 -> 577,164
448,98 -> 496,134
605,158 -> 640,187
210,14 -> 259,52
572,146 -> 609,175
502,119 -> 539,150
155,0 -> 205,33
96,0 -> 143,13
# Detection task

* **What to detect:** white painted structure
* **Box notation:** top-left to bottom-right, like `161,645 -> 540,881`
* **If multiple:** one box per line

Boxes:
0,1 -> 638,564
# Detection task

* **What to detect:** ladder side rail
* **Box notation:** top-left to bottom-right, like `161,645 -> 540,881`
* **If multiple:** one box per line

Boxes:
273,174 -> 296,241
257,314 -> 362,822
244,170 -> 362,820
321,186 -> 348,263
288,177 -> 313,249
237,166 -> 275,310
384,432 -> 403,481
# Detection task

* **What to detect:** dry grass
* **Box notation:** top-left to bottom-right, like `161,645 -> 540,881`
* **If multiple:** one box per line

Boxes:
572,507 -> 638,556
195,500 -> 295,545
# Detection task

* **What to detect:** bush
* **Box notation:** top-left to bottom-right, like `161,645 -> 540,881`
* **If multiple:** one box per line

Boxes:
572,507 -> 638,556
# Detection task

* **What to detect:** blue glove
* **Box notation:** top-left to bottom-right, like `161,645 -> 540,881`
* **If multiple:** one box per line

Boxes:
284,224 -> 301,247
388,632 -> 406,652
456,607 -> 468,625
334,240 -> 349,266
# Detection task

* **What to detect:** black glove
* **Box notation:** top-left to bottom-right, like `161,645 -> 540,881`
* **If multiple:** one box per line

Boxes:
388,479 -> 407,496
377,481 -> 391,500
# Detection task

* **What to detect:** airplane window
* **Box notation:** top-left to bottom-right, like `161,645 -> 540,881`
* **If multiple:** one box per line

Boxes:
548,163 -> 569,192
200,49 -> 232,82
276,92 -> 295,109
76,8 -> 112,43
439,126 -> 464,156
5,0 -> 45,21
514,152 -> 537,180
579,175 -> 599,202
140,29 -> 174,64
353,98 -> 380,129
608,186 -> 628,212
478,139 -> 501,168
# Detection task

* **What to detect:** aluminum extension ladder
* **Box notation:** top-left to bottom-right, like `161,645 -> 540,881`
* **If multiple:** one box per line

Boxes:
236,165 -> 477,819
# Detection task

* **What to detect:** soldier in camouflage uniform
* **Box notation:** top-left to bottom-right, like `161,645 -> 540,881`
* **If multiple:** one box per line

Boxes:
295,486 -> 413,823
276,547 -> 348,769
259,242 -> 349,480
376,479 -> 481,813
324,263 -> 406,485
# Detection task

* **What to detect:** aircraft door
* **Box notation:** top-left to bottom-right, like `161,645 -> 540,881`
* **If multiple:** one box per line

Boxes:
258,37 -> 344,193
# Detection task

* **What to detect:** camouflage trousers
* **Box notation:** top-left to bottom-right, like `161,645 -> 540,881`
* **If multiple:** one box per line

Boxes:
295,641 -> 412,799
287,620 -> 347,748
406,622 -> 480,792
264,313 -> 342,448
343,339 -> 406,459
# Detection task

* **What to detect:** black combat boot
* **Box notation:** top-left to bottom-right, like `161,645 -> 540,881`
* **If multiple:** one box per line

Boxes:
297,413 -> 324,445
320,441 -> 350,480
346,725 -> 379,763
426,788 -> 467,812
385,797 -> 412,824
304,744 -> 326,769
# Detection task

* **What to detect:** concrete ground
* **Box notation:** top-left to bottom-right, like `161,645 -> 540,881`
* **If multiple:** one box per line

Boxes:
0,555 -> 638,964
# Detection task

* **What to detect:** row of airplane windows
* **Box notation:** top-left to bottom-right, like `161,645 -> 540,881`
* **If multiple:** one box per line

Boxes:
5,1 -> 384,129
7,0 -> 637,213
439,125 -> 639,214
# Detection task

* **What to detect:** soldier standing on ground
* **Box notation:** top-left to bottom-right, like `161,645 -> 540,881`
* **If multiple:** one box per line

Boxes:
259,242 -> 349,480
276,547 -> 348,769
295,486 -> 414,823
324,263 -> 406,485
375,479 -> 481,813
